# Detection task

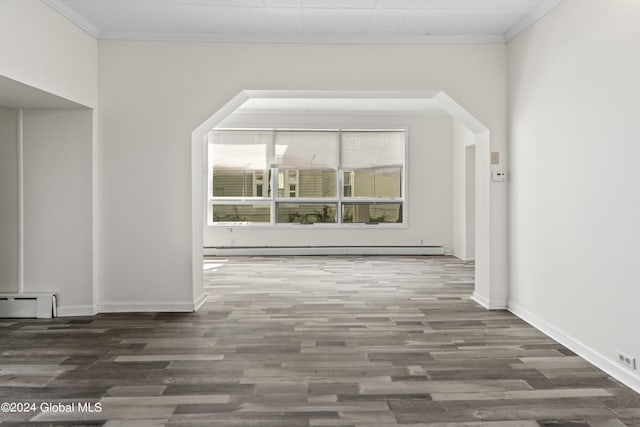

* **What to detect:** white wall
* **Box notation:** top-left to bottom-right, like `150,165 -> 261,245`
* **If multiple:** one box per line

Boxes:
508,0 -> 640,391
465,145 -> 475,259
22,109 -> 94,315
0,0 -> 97,108
452,120 -> 476,260
99,40 -> 508,309
0,106 -> 19,292
207,112 -> 453,251
0,1 -> 98,315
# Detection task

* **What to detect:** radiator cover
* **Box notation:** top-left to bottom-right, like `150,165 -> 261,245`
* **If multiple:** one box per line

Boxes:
0,293 -> 57,318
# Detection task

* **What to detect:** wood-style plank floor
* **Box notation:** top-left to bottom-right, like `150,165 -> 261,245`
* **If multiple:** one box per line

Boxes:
1,256 -> 639,426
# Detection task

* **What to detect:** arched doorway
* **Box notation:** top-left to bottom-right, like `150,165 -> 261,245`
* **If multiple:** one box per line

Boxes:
191,90 -> 505,311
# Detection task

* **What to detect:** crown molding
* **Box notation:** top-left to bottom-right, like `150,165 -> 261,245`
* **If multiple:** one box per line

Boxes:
504,0 -> 564,42
42,0 -> 100,38
98,31 -> 505,44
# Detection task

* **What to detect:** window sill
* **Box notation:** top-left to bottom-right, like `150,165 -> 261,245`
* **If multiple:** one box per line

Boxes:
207,222 -> 409,229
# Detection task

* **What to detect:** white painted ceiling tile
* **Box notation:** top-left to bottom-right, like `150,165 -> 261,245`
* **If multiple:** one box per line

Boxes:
199,25 -> 249,34
267,8 -> 303,25
371,9 -> 408,26
302,8 -> 338,25
336,9 -> 373,26
335,26 -> 367,35
233,7 -> 270,24
459,22 -> 508,34
411,0 -> 455,9
265,0 -> 303,7
303,25 -> 336,35
302,0 -> 376,9
430,13 -> 472,33
231,24 -> 273,34
366,26 -> 399,34
402,9 -> 439,26
462,15 -> 522,34
273,25 -> 305,33
57,0 -> 555,42
375,0 -> 417,9
61,0 -> 125,30
474,8 -> 531,19
397,24 -> 434,35
164,7 -> 234,31
192,0 -> 265,6
450,0 -> 540,8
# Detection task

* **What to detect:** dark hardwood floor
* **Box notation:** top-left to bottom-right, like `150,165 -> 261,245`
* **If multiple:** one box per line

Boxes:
1,256 -> 639,426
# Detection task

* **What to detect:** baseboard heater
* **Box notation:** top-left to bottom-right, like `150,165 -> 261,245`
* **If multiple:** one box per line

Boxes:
204,246 -> 445,257
0,293 -> 57,319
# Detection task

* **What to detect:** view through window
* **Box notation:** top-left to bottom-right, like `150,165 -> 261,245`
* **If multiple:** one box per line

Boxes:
208,128 -> 405,225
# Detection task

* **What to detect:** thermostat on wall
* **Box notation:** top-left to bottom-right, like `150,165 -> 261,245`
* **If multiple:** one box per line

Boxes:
492,171 -> 506,182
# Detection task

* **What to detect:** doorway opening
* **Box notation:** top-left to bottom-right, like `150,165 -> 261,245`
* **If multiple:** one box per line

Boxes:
191,90 -> 501,311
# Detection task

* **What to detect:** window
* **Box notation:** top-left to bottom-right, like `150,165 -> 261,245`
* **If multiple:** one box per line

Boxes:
343,171 -> 354,197
341,130 -> 404,199
277,203 -> 337,224
342,203 -> 402,224
208,128 -> 405,225
209,130 -> 271,198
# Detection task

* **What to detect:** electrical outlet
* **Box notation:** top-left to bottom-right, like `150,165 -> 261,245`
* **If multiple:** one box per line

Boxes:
617,351 -> 637,370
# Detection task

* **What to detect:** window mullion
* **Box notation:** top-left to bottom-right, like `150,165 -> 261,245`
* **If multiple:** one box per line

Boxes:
270,167 -> 277,225
337,129 -> 342,224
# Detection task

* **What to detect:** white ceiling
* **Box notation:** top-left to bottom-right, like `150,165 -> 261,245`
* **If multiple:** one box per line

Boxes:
44,0 -> 563,43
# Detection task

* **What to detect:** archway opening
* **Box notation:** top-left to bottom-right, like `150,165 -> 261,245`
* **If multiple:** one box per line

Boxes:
191,90 -> 496,310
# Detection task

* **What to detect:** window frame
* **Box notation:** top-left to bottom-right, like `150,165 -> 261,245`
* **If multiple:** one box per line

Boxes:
207,127 -> 408,228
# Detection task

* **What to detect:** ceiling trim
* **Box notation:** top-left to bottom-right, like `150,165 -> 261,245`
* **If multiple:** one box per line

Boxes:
98,31 -> 506,44
42,0 -> 100,38
504,0 -> 564,42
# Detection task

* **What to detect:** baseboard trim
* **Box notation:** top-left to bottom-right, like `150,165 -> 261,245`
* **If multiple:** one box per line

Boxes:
508,301 -> 640,394
96,302 -> 196,313
471,292 -> 506,310
56,305 -> 96,317
453,251 -> 474,261
193,293 -> 207,311
204,246 -> 445,257
471,291 -> 489,308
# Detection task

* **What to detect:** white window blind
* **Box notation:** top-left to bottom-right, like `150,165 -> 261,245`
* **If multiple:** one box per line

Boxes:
341,131 -> 405,169
273,131 -> 339,170
209,130 -> 271,170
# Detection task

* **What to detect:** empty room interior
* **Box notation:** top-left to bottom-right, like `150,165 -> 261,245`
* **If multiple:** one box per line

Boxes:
1,0 -> 640,425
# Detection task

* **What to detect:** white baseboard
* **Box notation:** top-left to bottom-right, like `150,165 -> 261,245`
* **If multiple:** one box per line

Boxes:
96,302 -> 196,313
508,301 -> 640,394
471,291 -> 490,308
471,291 -> 506,310
56,305 -> 96,317
453,251 -> 474,261
204,246 -> 445,257
193,293 -> 207,311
